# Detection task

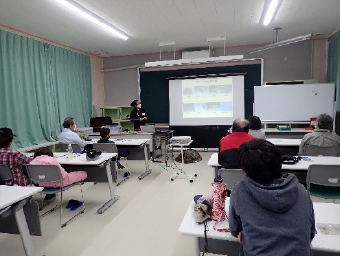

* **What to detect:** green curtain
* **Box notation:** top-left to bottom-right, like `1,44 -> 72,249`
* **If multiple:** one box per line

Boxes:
327,32 -> 340,111
0,29 -> 92,149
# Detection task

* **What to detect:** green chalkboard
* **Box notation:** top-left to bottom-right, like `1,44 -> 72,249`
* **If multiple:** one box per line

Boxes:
140,64 -> 262,123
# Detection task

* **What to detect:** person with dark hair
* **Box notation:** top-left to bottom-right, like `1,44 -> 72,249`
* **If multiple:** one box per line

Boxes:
0,127 -> 32,186
97,127 -> 130,174
58,117 -> 87,151
248,116 -> 266,139
299,113 -> 340,155
129,100 -> 147,131
30,147 -> 87,187
229,139 -> 315,256
218,118 -> 256,169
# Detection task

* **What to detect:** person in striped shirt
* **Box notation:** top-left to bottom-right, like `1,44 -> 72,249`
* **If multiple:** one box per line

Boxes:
0,127 -> 32,186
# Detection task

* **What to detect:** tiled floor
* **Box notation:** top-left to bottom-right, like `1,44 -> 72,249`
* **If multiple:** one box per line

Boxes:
0,152 -> 222,256
0,152 -> 333,256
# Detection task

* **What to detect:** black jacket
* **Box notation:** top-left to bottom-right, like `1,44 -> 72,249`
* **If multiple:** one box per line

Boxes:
130,108 -> 147,131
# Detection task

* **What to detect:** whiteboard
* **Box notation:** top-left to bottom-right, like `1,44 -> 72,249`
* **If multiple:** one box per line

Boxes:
254,83 -> 335,122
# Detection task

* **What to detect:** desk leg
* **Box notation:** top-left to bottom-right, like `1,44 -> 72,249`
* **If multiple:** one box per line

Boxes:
194,237 -> 200,256
181,146 -> 184,171
13,200 -> 35,256
97,160 -> 120,214
138,142 -> 152,180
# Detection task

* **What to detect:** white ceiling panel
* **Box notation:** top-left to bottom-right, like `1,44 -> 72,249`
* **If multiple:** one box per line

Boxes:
0,0 -> 339,57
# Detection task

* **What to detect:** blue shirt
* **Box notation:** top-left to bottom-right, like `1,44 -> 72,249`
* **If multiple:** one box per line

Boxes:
58,128 -> 86,150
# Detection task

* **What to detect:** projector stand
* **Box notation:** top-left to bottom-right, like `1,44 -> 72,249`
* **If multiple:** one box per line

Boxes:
169,140 -> 197,183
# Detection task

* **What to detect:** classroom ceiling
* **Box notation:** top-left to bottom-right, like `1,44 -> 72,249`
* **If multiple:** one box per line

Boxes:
0,0 -> 340,57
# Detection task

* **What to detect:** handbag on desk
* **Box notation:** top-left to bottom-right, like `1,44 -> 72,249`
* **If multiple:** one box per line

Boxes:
282,155 -> 301,164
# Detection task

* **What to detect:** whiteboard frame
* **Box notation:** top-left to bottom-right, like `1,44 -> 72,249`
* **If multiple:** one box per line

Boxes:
253,83 -> 335,124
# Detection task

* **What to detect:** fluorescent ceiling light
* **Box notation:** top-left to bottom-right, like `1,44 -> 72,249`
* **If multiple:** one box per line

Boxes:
260,0 -> 283,26
53,0 -> 128,40
247,32 -> 313,54
158,42 -> 176,47
207,36 -> 226,42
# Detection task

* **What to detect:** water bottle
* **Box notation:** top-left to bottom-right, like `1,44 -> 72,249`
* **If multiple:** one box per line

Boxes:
211,175 -> 227,224
67,144 -> 74,159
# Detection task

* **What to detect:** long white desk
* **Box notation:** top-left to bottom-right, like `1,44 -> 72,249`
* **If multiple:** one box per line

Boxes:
282,156 -> 340,170
208,138 -> 303,169
55,152 -> 119,214
0,185 -> 43,256
209,154 -> 340,170
179,199 -> 340,256
263,128 -> 312,139
90,138 -> 152,180
266,138 -> 302,146
89,132 -> 154,152
17,141 -> 59,152
208,153 -> 340,186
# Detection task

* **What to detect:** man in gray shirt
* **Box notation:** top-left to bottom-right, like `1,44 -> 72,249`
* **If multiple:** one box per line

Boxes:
299,113 -> 340,156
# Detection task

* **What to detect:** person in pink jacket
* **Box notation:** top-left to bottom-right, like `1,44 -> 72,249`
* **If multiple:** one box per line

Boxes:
30,147 -> 87,187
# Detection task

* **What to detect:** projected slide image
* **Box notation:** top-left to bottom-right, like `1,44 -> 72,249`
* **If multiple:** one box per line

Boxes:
209,85 -> 219,94
183,84 -> 232,103
169,76 -> 244,125
183,87 -> 194,95
219,84 -> 232,94
183,102 -> 233,118
181,79 -> 234,118
194,86 -> 209,95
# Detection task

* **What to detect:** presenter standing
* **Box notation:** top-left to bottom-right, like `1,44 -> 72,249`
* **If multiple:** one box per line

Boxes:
129,100 -> 147,131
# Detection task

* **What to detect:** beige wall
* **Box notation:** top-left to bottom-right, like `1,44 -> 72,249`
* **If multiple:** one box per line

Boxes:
102,40 -> 328,107
90,55 -> 104,116
312,39 -> 328,83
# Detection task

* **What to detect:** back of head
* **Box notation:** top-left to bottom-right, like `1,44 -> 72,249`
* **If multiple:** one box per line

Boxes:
100,127 -> 110,138
237,139 -> 282,183
34,147 -> 54,158
232,118 -> 250,133
248,116 -> 262,130
0,127 -> 14,148
317,113 -> 333,131
63,117 -> 74,128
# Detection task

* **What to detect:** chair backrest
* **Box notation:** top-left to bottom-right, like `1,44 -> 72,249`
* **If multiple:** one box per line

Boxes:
307,164 -> 340,190
26,165 -> 63,186
0,164 -> 14,185
93,143 -> 118,153
218,168 -> 244,190
59,143 -> 82,153
303,145 -> 340,156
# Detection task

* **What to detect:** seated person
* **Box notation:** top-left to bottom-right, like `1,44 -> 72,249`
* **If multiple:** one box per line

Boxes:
97,127 -> 130,176
0,127 -> 32,186
58,117 -> 89,152
248,116 -> 266,139
229,139 -> 315,256
218,118 -> 256,169
30,147 -> 87,187
299,113 -> 340,155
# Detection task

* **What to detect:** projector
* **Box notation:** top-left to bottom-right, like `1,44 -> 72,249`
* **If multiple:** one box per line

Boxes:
170,136 -> 191,144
